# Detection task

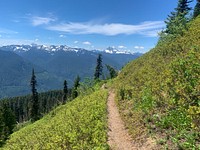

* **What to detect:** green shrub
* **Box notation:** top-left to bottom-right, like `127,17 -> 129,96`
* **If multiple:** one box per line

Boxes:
113,16 -> 200,149
2,90 -> 109,150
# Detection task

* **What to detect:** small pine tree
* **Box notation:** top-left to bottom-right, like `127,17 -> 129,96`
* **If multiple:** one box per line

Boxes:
72,76 -> 81,99
62,80 -> 68,103
193,0 -> 200,18
30,69 -> 39,122
175,0 -> 192,15
106,64 -> 118,79
165,12 -> 177,34
94,54 -> 103,80
164,0 -> 192,35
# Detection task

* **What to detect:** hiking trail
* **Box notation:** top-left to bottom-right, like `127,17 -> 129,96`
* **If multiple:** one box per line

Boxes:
107,91 -> 157,150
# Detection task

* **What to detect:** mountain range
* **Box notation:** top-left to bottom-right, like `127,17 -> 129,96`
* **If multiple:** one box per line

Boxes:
0,44 -> 142,98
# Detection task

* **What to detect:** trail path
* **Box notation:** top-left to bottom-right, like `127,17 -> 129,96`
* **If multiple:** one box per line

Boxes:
107,91 -> 157,150
107,91 -> 136,150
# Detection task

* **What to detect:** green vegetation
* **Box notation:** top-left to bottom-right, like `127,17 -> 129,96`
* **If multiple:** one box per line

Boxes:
194,0 -> 200,18
62,80 -> 68,103
164,0 -> 191,35
0,104 -> 16,146
105,64 -> 118,79
0,90 -> 64,146
0,69 -> 66,145
94,54 -> 103,80
2,89 -> 108,149
113,15 -> 200,149
71,75 -> 81,99
30,69 -> 40,122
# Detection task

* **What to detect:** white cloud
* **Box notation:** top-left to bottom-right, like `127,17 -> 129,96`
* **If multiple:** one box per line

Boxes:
134,46 -> 144,50
47,21 -> 165,36
140,29 -> 161,37
35,38 -> 39,42
118,45 -> 127,49
59,34 -> 65,38
82,41 -> 91,45
31,16 -> 55,26
74,41 -> 79,44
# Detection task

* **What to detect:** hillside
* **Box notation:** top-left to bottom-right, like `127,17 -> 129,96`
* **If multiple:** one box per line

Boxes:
0,50 -> 43,98
2,89 -> 108,149
112,16 -> 200,149
0,49 -> 66,99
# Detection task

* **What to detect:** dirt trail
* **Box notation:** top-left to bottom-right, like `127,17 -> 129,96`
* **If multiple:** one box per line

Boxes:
107,91 -> 136,150
107,91 -> 157,150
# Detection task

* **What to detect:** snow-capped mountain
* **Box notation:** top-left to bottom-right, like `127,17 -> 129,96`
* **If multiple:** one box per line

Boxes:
104,46 -> 132,54
0,44 -> 138,55
1,44 -> 85,53
0,44 -> 142,98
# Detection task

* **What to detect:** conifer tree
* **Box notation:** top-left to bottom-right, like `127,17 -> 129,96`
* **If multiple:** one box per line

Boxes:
63,80 -> 68,103
176,0 -> 192,14
94,54 -> 103,80
0,107 -> 6,146
106,64 -> 118,79
0,104 -> 15,146
30,69 -> 39,121
72,76 -> 80,99
193,0 -> 200,18
2,104 -> 16,134
165,0 -> 192,35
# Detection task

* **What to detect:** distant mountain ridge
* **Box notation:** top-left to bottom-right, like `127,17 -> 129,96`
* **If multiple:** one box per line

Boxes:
0,44 -> 139,55
0,44 -> 142,98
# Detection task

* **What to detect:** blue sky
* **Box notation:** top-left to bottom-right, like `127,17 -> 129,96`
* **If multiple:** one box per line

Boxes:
0,0 -> 196,53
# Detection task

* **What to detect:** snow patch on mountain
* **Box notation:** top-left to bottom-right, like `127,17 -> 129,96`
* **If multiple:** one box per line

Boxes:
104,46 -> 133,55
0,44 -> 140,55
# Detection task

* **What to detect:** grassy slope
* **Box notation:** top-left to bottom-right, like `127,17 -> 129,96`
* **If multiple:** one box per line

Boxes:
2,90 -> 108,150
113,17 -> 200,149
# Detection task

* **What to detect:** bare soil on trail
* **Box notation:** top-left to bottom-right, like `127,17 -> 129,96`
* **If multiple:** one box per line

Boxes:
107,91 -> 158,150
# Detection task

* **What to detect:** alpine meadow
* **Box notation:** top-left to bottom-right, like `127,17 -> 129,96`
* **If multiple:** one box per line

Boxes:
0,0 -> 200,149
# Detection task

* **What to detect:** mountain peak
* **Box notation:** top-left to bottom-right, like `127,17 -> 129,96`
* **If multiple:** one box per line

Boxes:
104,46 -> 134,55
0,44 -> 142,55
